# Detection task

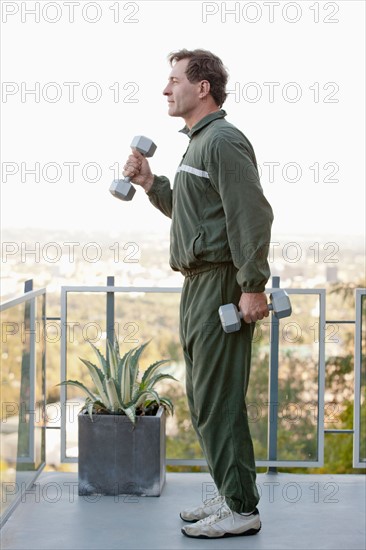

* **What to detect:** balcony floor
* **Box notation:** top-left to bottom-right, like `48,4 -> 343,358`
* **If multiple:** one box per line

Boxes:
1,472 -> 365,550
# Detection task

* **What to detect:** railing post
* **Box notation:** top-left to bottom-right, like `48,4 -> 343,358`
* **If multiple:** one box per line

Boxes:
353,289 -> 366,468
267,275 -> 280,474
24,280 -> 33,293
60,287 -> 68,463
106,276 -> 115,357
17,280 -> 36,465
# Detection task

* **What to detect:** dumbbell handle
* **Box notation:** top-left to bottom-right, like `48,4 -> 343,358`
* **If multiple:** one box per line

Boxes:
219,290 -> 292,333
112,152 -> 145,191
119,175 -> 132,184
109,158 -> 142,202
112,163 -> 141,197
237,303 -> 274,320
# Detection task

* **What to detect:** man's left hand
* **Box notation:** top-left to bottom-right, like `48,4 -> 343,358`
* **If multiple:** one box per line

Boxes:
238,292 -> 269,324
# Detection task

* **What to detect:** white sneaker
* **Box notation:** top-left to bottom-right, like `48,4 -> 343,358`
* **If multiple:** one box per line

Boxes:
179,494 -> 225,522
181,502 -> 261,539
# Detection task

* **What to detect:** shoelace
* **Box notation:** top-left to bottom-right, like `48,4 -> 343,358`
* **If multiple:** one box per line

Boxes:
202,494 -> 224,506
201,502 -> 234,526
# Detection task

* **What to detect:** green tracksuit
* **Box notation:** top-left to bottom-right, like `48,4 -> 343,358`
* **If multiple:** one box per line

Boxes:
147,109 -> 273,513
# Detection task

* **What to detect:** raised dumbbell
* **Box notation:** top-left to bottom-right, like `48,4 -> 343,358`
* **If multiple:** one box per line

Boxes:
219,290 -> 292,333
109,135 -> 157,201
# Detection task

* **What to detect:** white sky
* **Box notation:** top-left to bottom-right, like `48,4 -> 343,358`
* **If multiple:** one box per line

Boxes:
1,0 -> 365,239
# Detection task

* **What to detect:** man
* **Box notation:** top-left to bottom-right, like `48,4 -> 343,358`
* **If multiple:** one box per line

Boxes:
123,49 -> 273,539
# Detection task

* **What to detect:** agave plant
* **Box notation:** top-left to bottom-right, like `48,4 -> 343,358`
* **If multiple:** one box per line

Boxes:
58,339 -> 177,424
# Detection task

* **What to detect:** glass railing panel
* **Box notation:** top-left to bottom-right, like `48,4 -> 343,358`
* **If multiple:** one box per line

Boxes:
360,294 -> 366,465
0,289 -> 46,526
35,293 -> 46,467
63,292 -> 106,459
112,291 -> 202,466
248,293 -> 324,465
1,302 -> 27,518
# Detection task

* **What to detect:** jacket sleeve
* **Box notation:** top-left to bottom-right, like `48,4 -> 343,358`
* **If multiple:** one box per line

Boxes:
146,175 -> 173,219
207,136 -> 274,293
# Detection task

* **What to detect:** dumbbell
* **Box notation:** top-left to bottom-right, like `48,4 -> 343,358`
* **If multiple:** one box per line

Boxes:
219,290 -> 292,333
109,135 -> 157,201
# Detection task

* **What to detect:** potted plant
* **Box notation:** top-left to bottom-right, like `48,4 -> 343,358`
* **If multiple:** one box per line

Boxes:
58,338 -> 177,497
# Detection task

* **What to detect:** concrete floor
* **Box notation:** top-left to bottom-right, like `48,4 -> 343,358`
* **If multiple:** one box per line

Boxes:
1,472 -> 365,550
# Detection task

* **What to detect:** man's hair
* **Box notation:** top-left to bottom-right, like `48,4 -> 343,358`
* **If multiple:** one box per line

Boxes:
168,49 -> 229,107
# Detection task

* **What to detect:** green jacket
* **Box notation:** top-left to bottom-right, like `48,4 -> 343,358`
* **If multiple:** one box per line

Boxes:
147,109 -> 273,293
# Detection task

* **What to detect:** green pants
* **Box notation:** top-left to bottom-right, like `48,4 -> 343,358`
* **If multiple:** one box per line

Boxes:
179,263 -> 260,514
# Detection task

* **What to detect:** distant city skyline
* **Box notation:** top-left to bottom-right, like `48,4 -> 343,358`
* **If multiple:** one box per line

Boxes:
1,226 -> 364,303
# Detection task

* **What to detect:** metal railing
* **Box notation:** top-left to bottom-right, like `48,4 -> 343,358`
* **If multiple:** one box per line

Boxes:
59,276 -> 328,468
0,282 -> 47,528
354,289 -> 366,468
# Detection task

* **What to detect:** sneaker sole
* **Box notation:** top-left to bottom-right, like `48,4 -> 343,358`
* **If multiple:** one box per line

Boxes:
181,523 -> 261,539
179,513 -> 200,523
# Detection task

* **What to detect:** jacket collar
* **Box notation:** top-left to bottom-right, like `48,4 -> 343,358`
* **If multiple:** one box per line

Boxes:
179,109 -> 227,138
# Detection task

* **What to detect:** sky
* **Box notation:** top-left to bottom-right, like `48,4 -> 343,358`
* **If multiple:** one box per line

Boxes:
1,0 -> 365,241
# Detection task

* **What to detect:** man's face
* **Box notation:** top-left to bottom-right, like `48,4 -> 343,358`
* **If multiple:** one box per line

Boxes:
163,59 -> 202,120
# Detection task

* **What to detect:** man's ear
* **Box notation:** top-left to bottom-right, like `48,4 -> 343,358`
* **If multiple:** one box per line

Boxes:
199,80 -> 211,99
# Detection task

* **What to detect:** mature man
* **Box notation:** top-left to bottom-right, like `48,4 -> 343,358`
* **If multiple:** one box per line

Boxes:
123,49 -> 273,539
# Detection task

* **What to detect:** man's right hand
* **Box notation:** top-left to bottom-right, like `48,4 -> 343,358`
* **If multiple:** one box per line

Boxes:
123,149 -> 154,193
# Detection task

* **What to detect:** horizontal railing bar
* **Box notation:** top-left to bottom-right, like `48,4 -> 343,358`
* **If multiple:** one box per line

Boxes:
61,286 -> 326,294
61,286 -> 183,293
61,457 -> 326,468
43,318 -> 355,326
45,316 -> 355,325
60,453 -> 328,468
0,288 -> 46,311
167,459 -> 207,466
325,320 -> 355,324
324,429 -> 354,434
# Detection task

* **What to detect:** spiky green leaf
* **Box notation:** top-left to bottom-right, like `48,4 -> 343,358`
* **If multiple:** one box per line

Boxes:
105,378 -> 123,412
117,347 -> 135,400
122,354 -> 132,404
86,400 -> 94,421
122,404 -> 136,425
107,339 -> 118,380
159,396 -> 175,415
132,389 -> 160,411
140,359 -> 171,387
89,342 -> 110,377
140,373 -> 178,392
79,358 -> 110,408
114,337 -> 121,361
143,396 -> 174,415
129,340 -> 151,386
57,380 -> 96,402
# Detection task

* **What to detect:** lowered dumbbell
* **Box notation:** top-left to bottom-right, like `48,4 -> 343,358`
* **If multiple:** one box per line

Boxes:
219,290 -> 292,333
109,135 -> 157,201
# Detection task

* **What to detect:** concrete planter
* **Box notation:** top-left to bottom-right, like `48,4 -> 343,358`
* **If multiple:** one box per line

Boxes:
78,406 -> 166,496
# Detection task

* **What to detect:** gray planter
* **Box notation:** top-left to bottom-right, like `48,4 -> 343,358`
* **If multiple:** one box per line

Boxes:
78,406 -> 166,496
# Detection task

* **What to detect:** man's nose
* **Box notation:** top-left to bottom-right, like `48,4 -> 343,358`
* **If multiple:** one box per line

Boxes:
163,84 -> 171,96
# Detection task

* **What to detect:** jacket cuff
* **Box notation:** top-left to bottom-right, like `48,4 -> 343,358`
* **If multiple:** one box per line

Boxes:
146,175 -> 166,196
240,286 -> 266,294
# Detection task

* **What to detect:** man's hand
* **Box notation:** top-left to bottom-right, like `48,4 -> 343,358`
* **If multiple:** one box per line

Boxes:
123,149 -> 154,192
238,292 -> 269,324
